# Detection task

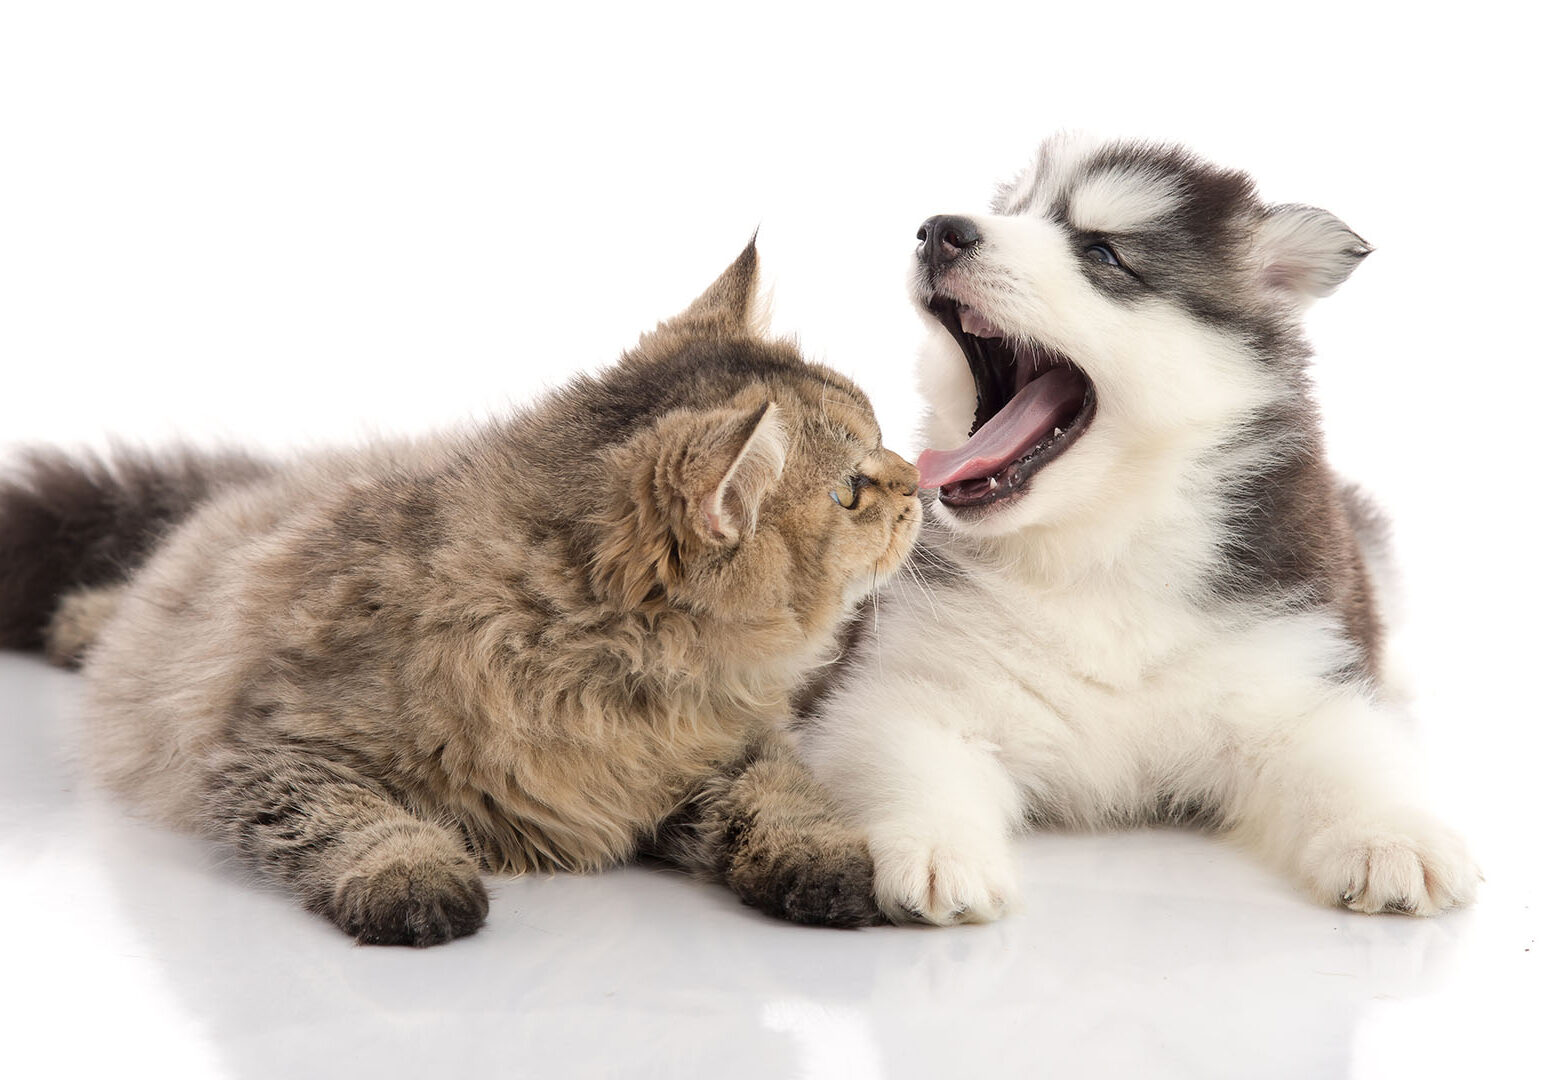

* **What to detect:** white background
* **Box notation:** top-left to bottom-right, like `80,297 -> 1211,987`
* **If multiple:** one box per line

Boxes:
2,3 -> 1539,1078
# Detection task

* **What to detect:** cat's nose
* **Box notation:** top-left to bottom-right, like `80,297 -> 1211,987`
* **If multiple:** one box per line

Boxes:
882,451 -> 920,498
917,215 -> 981,269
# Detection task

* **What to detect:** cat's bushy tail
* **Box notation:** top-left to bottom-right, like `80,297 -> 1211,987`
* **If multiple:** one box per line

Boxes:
0,445 -> 272,653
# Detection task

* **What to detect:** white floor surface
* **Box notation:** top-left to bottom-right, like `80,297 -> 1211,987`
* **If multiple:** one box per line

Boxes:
2,651 -> 1537,1080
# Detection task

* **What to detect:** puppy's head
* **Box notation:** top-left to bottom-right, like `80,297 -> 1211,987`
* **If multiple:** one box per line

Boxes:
913,134 -> 1370,540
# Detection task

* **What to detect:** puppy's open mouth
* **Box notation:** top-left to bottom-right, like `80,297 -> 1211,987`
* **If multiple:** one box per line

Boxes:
919,298 -> 1096,510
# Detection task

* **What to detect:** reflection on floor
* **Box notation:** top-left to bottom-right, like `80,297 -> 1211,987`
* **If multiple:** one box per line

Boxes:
1,653 -> 1534,1080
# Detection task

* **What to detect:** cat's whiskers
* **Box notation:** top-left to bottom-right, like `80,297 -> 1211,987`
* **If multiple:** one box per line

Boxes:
898,558 -> 941,624
904,540 -> 951,575
868,565 -> 883,675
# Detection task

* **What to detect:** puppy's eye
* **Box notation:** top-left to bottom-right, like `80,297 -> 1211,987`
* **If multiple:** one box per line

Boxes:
830,474 -> 872,510
1085,243 -> 1121,267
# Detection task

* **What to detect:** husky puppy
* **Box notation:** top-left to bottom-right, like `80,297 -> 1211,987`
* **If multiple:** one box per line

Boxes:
801,135 -> 1479,924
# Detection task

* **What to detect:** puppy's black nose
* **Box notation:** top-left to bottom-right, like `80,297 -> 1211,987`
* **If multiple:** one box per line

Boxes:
917,215 -> 981,269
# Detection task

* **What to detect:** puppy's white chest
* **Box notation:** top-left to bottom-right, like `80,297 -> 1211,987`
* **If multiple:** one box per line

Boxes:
902,570 -> 1241,804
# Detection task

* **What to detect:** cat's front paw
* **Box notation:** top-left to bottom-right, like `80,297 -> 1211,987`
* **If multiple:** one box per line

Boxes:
1300,812 -> 1480,916
329,852 -> 490,947
726,840 -> 883,928
870,829 -> 1017,926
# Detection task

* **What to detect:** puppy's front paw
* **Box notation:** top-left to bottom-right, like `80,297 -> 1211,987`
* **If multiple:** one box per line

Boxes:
1301,813 -> 1480,916
870,829 -> 1017,926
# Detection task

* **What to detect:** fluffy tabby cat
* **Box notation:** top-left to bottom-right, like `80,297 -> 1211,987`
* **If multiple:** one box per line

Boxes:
0,241 -> 922,945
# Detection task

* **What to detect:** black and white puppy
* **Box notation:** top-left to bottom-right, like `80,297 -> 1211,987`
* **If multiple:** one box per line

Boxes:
802,134 -> 1478,924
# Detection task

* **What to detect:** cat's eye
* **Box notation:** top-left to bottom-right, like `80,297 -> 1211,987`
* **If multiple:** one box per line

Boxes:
830,474 -> 872,510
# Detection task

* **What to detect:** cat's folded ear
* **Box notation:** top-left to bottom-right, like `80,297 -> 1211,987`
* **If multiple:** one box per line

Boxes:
647,237 -> 770,341
682,400 -> 788,545
593,398 -> 788,608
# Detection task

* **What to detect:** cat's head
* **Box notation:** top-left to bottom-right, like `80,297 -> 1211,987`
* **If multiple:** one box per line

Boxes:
590,241 -> 920,652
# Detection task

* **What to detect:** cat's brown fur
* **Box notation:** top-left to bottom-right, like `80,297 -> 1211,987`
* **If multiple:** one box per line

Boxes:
1,242 -> 920,944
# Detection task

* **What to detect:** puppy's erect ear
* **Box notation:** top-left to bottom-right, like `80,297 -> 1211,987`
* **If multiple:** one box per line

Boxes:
655,237 -> 768,338
593,399 -> 787,608
1255,204 -> 1372,305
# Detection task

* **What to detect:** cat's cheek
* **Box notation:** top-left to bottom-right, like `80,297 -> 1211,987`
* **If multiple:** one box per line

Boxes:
882,503 -> 924,576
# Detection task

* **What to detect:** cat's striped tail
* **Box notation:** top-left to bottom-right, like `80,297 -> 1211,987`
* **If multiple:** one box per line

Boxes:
0,445 -> 272,655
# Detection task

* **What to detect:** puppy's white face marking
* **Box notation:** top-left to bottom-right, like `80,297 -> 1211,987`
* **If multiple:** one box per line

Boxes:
1064,168 -> 1182,234
994,130 -> 1106,217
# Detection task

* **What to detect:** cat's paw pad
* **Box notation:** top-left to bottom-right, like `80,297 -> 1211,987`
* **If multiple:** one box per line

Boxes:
870,831 -> 1017,926
330,854 -> 489,947
1302,814 -> 1480,916
728,841 -> 882,928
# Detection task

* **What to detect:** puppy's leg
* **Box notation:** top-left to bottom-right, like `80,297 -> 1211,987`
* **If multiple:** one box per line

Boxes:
204,739 -> 488,946
1226,689 -> 1479,915
651,730 -> 881,928
806,708 -> 1023,926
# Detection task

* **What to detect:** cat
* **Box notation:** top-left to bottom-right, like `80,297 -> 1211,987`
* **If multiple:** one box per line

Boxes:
0,240 -> 922,945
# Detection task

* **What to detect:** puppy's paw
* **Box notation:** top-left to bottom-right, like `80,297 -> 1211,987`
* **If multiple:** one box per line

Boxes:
870,829 -> 1017,926
329,852 -> 489,947
1301,813 -> 1480,916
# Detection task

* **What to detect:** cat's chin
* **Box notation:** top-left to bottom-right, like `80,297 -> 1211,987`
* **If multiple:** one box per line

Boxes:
844,516 -> 921,609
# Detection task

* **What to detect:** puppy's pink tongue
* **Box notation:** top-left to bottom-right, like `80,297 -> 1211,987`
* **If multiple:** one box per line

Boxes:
918,367 -> 1085,488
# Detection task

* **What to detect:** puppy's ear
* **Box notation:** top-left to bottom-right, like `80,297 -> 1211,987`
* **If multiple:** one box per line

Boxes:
593,400 -> 787,608
1255,204 -> 1371,305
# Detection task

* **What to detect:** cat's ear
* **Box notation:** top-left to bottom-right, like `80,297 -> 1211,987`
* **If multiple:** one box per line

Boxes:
654,237 -> 769,338
593,399 -> 788,608
1254,204 -> 1371,306
692,400 -> 787,544
656,400 -> 787,547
